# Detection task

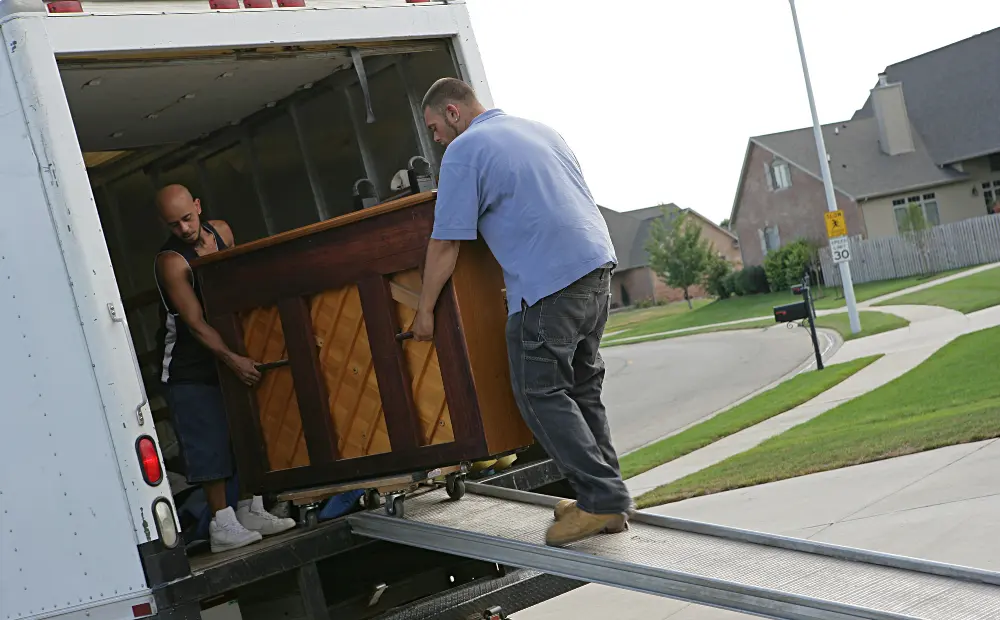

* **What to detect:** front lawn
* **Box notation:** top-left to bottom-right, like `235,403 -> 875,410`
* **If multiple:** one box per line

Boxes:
874,266 -> 1000,314
812,311 -> 910,341
636,325 -> 1000,508
608,273 -> 957,341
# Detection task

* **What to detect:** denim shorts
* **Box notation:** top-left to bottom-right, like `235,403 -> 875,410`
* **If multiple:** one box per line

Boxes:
164,381 -> 234,484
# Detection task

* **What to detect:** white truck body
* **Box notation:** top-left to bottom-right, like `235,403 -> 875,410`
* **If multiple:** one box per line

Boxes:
0,1 -> 491,618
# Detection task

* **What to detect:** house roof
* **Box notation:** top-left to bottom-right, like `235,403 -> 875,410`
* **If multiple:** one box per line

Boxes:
852,27 -> 1000,166
753,117 -> 964,201
599,204 -> 734,271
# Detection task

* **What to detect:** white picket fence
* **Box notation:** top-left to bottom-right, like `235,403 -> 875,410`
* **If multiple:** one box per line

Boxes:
819,213 -> 1000,285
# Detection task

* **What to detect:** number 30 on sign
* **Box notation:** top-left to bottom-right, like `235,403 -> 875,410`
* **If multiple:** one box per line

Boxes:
830,236 -> 851,264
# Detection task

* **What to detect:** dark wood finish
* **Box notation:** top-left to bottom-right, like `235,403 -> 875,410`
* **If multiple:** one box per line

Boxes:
357,275 -> 423,451
433,281 -> 487,453
278,297 -> 340,464
212,314 -> 268,492
195,192 -> 532,494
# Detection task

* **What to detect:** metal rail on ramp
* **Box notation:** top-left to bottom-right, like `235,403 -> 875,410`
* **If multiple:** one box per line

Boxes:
348,482 -> 1000,620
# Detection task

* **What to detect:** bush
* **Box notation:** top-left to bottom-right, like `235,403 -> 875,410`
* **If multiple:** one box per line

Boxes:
764,239 -> 817,291
704,254 -> 734,299
724,271 -> 742,296
731,265 -> 770,296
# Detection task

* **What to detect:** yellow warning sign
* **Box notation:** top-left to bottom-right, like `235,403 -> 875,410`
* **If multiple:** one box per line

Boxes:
825,210 -> 847,238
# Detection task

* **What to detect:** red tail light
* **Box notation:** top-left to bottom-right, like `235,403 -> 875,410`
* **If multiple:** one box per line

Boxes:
277,0 -> 306,5
209,0 -> 240,8
136,436 -> 163,486
244,0 -> 272,6
46,1 -> 84,12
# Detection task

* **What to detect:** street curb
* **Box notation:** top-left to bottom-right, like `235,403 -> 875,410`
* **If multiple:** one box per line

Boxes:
621,324 -> 842,458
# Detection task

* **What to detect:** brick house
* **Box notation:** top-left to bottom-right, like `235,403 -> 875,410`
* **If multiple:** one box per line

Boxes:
600,204 -> 741,308
731,27 -> 1000,267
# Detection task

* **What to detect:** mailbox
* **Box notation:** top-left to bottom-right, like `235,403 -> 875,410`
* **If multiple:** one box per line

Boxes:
774,300 -> 810,323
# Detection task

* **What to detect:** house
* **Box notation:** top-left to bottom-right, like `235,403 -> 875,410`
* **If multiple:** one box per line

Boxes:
600,204 -> 741,308
731,27 -> 1000,267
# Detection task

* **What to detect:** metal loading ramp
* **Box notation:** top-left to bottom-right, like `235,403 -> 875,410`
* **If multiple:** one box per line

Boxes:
348,483 -> 1000,620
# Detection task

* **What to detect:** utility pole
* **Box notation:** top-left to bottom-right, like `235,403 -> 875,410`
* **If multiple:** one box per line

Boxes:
788,0 -> 861,334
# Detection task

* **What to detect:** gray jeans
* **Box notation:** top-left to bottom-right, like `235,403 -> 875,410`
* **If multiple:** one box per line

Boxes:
505,265 -> 631,515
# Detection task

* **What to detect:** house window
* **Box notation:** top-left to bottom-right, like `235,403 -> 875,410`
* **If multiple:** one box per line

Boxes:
981,179 -> 1000,213
893,193 -> 940,233
758,224 -> 781,255
988,154 -> 1000,173
765,160 -> 792,191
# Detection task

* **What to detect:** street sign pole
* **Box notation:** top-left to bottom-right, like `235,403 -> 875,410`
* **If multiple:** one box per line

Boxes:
788,0 -> 861,335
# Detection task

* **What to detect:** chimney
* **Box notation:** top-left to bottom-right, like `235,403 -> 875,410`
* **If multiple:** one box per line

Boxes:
872,73 -> 914,156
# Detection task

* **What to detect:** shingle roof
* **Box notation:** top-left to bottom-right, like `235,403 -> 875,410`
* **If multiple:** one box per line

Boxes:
599,204 -> 734,270
852,27 -> 1000,165
752,117 -> 965,201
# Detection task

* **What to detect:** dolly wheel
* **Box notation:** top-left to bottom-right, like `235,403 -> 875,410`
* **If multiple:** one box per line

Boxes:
446,474 -> 466,501
386,494 -> 405,518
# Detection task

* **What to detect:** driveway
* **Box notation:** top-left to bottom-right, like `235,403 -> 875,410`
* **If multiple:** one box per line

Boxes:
601,324 -> 829,454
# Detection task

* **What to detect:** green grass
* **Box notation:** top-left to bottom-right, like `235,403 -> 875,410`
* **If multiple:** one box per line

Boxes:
636,325 -> 1000,508
812,311 -> 910,341
619,355 -> 881,480
874,266 -> 1000,314
607,272 -> 960,342
602,319 -> 775,348
606,299 -> 711,333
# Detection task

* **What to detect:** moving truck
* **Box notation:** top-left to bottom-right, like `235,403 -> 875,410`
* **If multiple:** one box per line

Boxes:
0,1 -> 572,618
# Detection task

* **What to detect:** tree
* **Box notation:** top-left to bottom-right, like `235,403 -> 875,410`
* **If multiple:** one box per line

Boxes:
720,218 -> 731,230
644,209 -> 713,309
705,252 -> 734,299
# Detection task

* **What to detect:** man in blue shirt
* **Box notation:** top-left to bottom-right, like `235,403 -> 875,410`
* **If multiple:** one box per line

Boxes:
412,78 -> 632,546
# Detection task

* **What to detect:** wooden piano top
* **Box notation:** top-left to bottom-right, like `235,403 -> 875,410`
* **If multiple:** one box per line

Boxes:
191,190 -> 437,268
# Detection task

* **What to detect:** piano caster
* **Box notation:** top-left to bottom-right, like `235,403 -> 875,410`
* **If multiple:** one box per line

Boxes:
364,488 -> 382,510
446,473 -> 466,501
385,493 -> 405,518
298,503 -> 320,528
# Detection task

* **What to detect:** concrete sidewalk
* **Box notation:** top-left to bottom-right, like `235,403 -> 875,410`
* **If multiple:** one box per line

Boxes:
625,301 -> 1000,497
515,440 -> 1000,619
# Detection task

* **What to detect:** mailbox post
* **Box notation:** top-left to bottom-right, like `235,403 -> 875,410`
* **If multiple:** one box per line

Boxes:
774,274 -> 825,371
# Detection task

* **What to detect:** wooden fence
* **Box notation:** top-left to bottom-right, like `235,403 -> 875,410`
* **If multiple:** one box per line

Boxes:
819,213 -> 1000,285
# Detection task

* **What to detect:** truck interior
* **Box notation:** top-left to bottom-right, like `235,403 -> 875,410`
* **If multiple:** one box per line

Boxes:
60,39 -> 454,500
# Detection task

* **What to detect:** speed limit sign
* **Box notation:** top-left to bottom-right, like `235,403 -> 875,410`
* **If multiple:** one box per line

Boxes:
831,236 -> 851,264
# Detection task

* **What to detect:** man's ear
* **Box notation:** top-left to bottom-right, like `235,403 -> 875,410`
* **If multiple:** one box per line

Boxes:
445,103 -> 461,123
194,198 -> 202,214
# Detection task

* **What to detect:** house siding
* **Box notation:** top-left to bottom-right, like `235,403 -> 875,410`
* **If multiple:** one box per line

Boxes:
861,155 -> 1000,238
733,143 -> 865,266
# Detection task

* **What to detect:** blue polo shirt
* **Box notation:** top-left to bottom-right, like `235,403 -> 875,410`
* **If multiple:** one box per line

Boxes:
431,109 -> 616,315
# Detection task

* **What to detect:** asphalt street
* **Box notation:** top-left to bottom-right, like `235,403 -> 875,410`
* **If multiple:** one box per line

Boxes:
600,324 -> 824,454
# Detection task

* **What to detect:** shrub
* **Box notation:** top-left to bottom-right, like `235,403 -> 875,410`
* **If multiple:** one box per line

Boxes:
704,254 -> 734,299
764,239 -> 818,291
732,265 -> 770,296
725,271 -> 742,296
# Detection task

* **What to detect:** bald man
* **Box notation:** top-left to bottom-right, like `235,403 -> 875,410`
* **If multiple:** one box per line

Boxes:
153,184 -> 295,553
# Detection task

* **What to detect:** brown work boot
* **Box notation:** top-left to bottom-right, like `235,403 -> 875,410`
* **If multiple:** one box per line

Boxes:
553,499 -> 629,533
546,505 -> 628,547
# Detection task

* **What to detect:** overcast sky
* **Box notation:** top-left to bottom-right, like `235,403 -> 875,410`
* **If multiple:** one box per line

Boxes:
464,1 -> 1000,225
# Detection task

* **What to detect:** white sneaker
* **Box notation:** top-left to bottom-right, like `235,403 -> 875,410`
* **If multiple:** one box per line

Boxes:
237,496 -> 297,537
210,507 -> 263,553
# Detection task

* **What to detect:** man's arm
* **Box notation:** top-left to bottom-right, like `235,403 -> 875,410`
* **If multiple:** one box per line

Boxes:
413,159 -> 480,341
412,239 -> 461,341
156,252 -> 261,386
